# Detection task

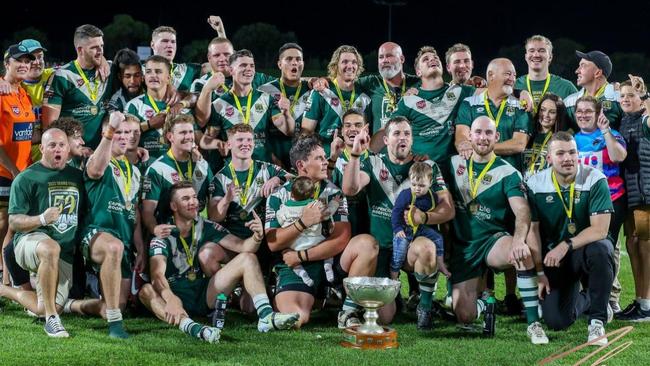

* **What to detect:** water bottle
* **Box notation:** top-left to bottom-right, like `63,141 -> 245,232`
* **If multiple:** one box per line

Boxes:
212,293 -> 228,330
483,296 -> 496,336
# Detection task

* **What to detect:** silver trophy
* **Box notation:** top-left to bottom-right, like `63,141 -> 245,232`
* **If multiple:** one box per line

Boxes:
343,277 -> 401,336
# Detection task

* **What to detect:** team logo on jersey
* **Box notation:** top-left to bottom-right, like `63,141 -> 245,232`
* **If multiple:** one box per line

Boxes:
446,92 -> 457,100
416,100 -> 426,109
273,94 -> 281,102
216,86 -> 225,94
48,187 -> 80,234
113,166 -> 121,177
256,177 -> 264,185
379,168 -> 389,181
602,101 -> 612,110
481,174 -> 492,184
506,106 -> 516,116
456,164 -> 466,176
546,195 -> 554,203
145,109 -> 154,119
171,172 -> 181,183
225,106 -> 234,117
76,79 -> 85,87
255,103 -> 264,113
477,107 -> 485,113
11,106 -> 20,115
195,170 -> 203,179
331,98 -> 340,107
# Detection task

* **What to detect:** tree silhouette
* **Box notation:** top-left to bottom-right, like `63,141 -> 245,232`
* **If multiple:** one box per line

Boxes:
103,14 -> 151,55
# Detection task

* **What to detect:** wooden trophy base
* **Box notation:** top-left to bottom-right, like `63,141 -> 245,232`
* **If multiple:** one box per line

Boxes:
340,326 -> 398,349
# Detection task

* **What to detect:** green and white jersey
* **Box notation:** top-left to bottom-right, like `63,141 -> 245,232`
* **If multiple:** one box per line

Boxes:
330,150 -> 370,236
266,179 -> 348,230
191,72 -> 275,101
564,84 -> 623,130
149,216 -> 229,281
393,84 -> 474,163
44,61 -> 115,149
84,159 -> 141,248
448,155 -> 525,246
303,81 -> 371,156
457,91 -> 532,170
522,132 -> 552,181
125,93 -> 169,160
357,73 -> 420,133
9,163 -> 85,264
208,90 -> 280,162
143,152 -> 214,223
171,62 -> 202,92
107,89 -> 136,113
258,79 -> 312,168
514,74 -> 578,106
526,165 -> 614,253
362,155 -> 446,248
213,160 -> 288,238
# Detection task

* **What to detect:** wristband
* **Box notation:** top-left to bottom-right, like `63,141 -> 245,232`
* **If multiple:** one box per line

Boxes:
293,222 -> 304,232
297,218 -> 307,231
304,249 -> 310,262
537,271 -> 545,277
297,250 -> 305,263
350,152 -> 361,158
103,126 -> 115,140
565,238 -> 574,252
180,100 -> 189,109
39,213 -> 47,226
601,128 -> 611,135
420,211 -> 428,224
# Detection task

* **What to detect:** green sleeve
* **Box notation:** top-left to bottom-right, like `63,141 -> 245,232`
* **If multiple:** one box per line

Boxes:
149,237 -> 170,257
456,99 -> 473,126
44,73 -> 68,106
190,78 -> 204,94
202,220 -> 230,244
356,75 -> 376,92
212,173 -> 225,198
503,171 -> 525,198
144,168 -> 163,202
331,168 -> 343,188
208,103 -> 224,129
7,175 -> 31,215
431,162 -> 447,192
304,90 -> 324,121
266,162 -> 288,180
526,183 -> 539,222
126,102 -> 145,122
391,99 -> 408,118
589,178 -> 615,215
561,81 -> 578,99
328,191 -> 348,222
514,108 -> 532,135
265,194 -> 282,229
514,76 -> 526,91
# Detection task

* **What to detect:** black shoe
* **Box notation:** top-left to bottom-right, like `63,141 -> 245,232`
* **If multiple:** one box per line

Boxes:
483,297 -> 496,336
416,306 -> 433,330
503,294 -> 523,316
406,292 -> 420,312
616,302 -> 650,322
616,300 -> 639,317
431,300 -> 456,321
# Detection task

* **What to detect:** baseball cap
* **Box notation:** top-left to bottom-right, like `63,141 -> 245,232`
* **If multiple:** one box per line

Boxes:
576,50 -> 612,78
19,39 -> 47,53
3,44 -> 37,61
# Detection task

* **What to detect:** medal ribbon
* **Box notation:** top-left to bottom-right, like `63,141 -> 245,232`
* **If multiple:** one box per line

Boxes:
73,60 -> 99,101
178,220 -> 196,269
551,170 -> 575,222
528,132 -> 552,175
229,162 -> 255,205
526,74 -> 551,113
586,83 -> 607,98
332,79 -> 356,112
382,77 -> 406,109
279,79 -> 302,114
231,89 -> 253,123
147,93 -> 170,114
111,157 -> 132,202
313,181 -> 321,200
468,155 -> 497,199
407,189 -> 436,233
483,92 -> 507,128
167,149 -> 193,181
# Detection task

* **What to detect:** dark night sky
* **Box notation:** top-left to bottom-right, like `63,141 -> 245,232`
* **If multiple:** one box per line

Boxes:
6,0 -> 650,74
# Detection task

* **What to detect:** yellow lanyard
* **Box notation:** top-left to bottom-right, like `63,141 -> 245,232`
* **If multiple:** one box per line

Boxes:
382,77 -> 406,109
526,74 -> 551,113
73,60 -> 99,101
528,131 -> 552,175
232,89 -> 253,123
483,92 -> 507,128
407,189 -> 435,232
147,93 -> 169,114
279,79 -> 302,114
313,182 -> 321,200
342,148 -> 368,161
167,149 -> 193,181
332,79 -> 356,112
229,162 -> 255,205
111,157 -> 132,196
177,221 -> 196,268
209,72 -> 230,93
585,83 -> 607,99
468,155 -> 497,199
551,170 -> 575,220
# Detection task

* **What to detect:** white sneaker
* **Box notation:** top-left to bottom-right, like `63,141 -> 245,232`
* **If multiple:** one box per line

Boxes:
587,320 -> 607,346
527,321 -> 549,345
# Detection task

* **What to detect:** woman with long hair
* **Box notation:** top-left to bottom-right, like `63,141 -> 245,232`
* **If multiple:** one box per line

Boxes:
523,93 -> 567,180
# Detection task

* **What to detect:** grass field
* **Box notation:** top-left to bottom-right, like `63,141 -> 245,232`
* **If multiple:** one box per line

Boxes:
1,249 -> 649,366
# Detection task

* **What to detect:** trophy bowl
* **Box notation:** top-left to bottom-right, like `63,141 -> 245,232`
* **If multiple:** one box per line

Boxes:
341,277 -> 401,349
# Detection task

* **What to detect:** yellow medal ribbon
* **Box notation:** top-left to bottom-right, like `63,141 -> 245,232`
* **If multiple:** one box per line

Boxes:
229,162 -> 255,206
167,149 -> 193,181
313,181 -> 321,200
279,79 -> 303,114
586,83 -> 607,99
73,60 -> 99,101
468,154 -> 497,199
231,88 -> 253,123
177,220 -> 196,270
382,77 -> 406,109
528,131 -> 552,175
551,170 -> 575,222
407,189 -> 436,233
526,74 -> 551,113
332,79 -> 356,112
483,92 -> 507,128
111,157 -> 132,202
147,93 -> 170,114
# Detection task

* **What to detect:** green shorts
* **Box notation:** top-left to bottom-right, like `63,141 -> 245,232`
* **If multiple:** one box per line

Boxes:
374,248 -> 391,278
274,260 -> 326,296
170,277 -> 211,317
449,231 -> 509,284
82,227 -> 134,279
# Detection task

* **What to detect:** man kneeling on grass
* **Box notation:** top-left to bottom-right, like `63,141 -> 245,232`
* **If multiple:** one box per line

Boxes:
139,181 -> 299,342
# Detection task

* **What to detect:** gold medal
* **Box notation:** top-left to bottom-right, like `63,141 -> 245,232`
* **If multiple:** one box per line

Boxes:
187,271 -> 196,281
469,202 -> 478,214
125,201 -> 132,210
239,210 -> 248,220
567,222 -> 577,235
90,105 -> 98,115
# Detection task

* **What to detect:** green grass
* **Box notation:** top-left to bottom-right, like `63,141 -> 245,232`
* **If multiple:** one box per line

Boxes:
1,250 -> 649,366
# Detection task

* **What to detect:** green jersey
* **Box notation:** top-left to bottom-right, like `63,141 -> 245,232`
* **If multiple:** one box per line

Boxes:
44,61 -> 115,149
213,160 -> 288,238
448,155 -> 525,246
514,74 -> 578,107
522,131 -> 553,181
526,165 -> 614,253
143,152 -> 214,223
266,179 -> 348,230
330,150 -> 370,236
149,216 -> 229,281
362,155 -> 446,248
191,72 -> 275,101
9,163 -> 85,264
457,91 -> 532,170
125,93 -> 169,160
258,79 -> 312,168
208,89 -> 280,162
393,84 -> 474,163
357,73 -> 420,133
84,159 -> 141,247
565,84 -> 623,130
171,62 -> 202,92
303,81 -> 371,156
